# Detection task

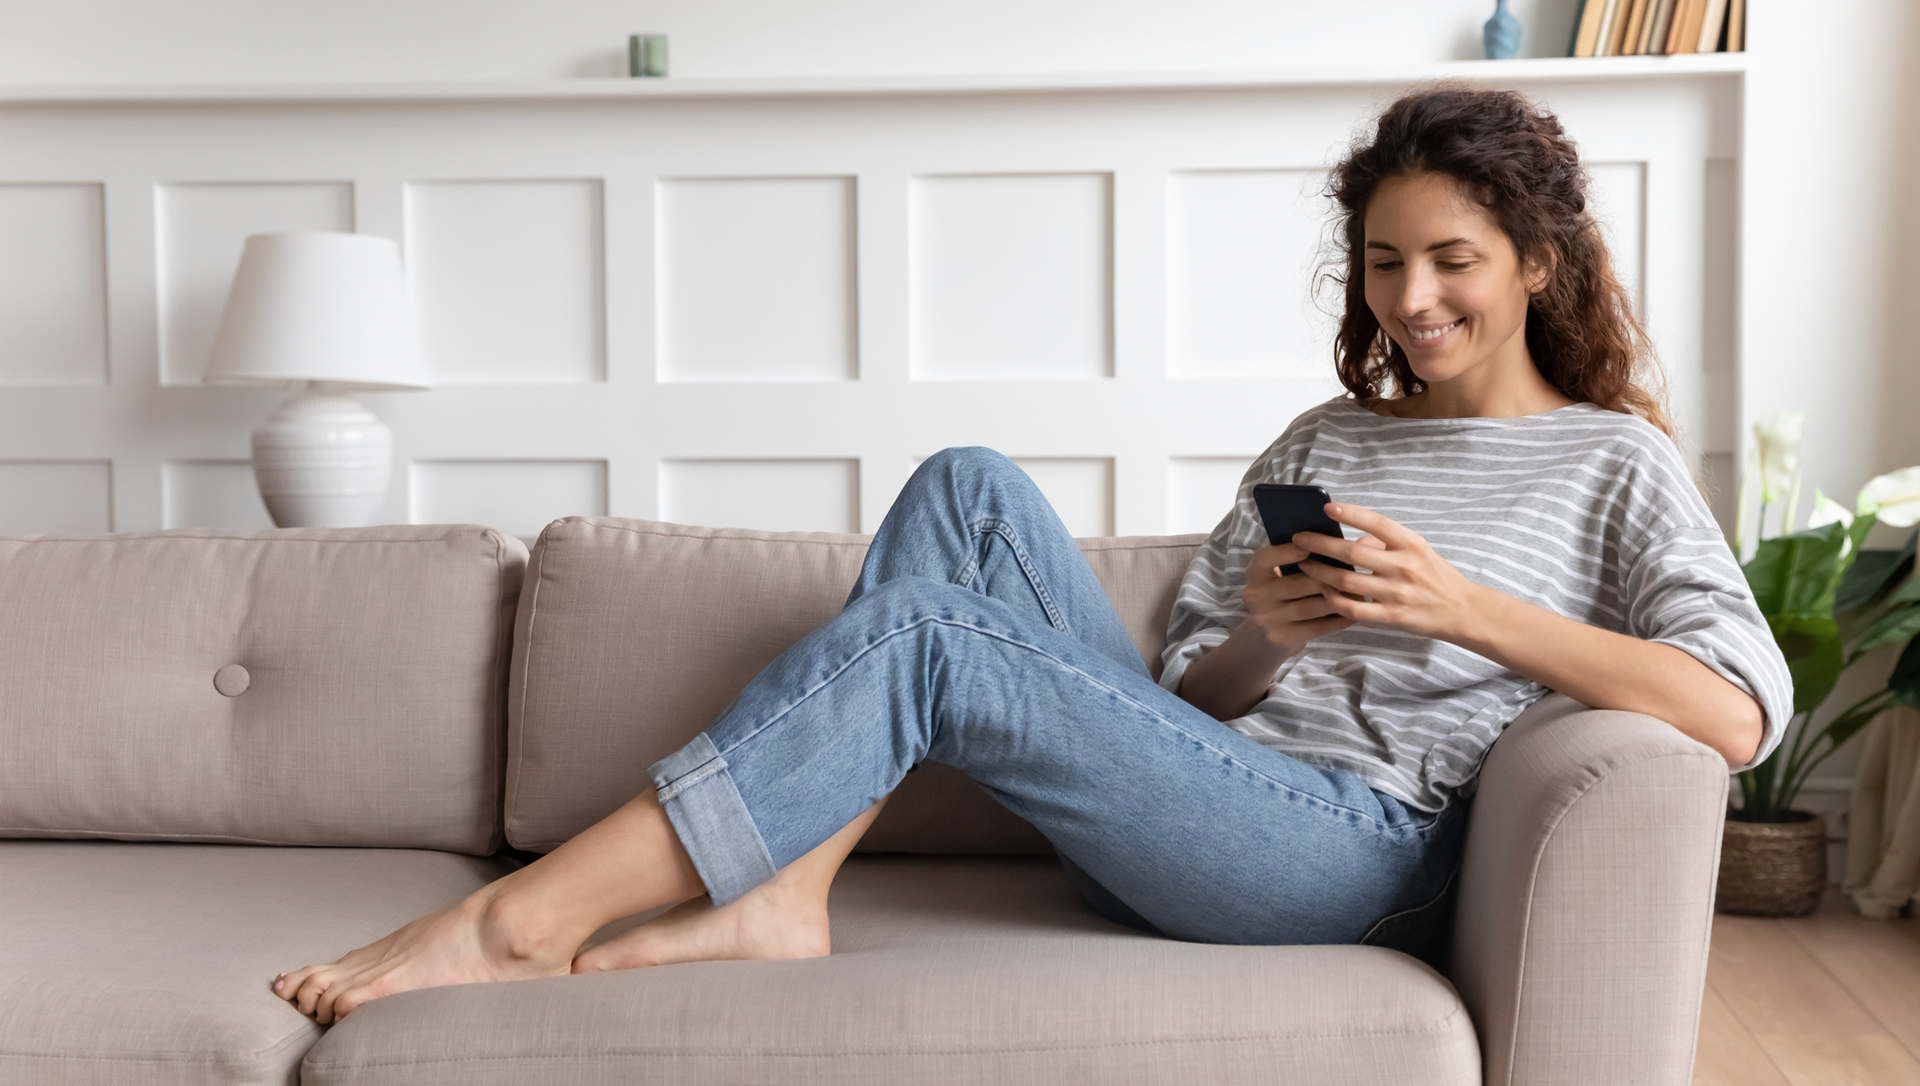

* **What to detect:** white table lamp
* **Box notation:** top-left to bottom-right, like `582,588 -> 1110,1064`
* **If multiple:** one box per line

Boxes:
204,232 -> 431,528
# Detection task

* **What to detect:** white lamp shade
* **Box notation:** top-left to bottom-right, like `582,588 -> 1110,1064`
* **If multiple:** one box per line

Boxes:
205,232 -> 431,390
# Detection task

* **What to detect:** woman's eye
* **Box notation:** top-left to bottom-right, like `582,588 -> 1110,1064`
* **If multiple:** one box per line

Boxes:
1438,261 -> 1474,272
1370,261 -> 1402,273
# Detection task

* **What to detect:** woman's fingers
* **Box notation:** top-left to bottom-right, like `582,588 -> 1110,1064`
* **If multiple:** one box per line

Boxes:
1249,541 -> 1307,577
1296,560 -> 1380,598
1325,503 -> 1421,548
1320,586 -> 1390,624
1290,530 -> 1347,561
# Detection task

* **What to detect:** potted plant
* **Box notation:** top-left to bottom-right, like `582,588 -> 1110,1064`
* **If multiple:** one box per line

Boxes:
1720,412 -> 1920,915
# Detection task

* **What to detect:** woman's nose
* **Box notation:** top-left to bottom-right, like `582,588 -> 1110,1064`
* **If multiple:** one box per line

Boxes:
1396,262 -> 1442,318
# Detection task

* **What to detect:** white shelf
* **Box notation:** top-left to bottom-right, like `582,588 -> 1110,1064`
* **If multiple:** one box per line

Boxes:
0,53 -> 1748,106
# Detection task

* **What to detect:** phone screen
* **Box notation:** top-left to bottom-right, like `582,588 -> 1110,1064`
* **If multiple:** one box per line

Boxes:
1252,484 -> 1354,576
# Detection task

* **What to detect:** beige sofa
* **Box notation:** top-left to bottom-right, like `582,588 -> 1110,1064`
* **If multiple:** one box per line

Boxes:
0,518 -> 1730,1085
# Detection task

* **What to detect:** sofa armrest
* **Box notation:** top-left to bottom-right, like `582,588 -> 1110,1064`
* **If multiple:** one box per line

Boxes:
1451,693 -> 1729,1086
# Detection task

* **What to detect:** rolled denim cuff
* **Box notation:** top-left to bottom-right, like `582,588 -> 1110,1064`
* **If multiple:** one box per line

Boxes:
648,732 -> 778,906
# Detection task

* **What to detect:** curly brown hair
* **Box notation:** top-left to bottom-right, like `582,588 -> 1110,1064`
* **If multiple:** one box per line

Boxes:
1323,85 -> 1673,439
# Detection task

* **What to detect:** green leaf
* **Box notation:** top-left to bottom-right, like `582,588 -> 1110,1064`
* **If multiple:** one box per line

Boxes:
1827,533 -> 1904,617
1854,603 -> 1920,656
1743,522 -> 1850,618
1819,698 -> 1895,756
1893,636 -> 1920,711
1770,612 -> 1845,714
1892,560 -> 1920,606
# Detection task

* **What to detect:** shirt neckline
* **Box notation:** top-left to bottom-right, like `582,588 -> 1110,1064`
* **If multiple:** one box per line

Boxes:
1337,396 -> 1601,427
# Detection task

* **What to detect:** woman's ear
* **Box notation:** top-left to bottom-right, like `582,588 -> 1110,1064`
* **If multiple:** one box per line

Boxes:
1524,249 -> 1557,295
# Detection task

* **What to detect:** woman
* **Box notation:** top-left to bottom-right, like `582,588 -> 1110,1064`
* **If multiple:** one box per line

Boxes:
275,86 -> 1790,1023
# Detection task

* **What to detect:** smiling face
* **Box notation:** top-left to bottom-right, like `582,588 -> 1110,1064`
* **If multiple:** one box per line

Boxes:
1362,170 -> 1547,398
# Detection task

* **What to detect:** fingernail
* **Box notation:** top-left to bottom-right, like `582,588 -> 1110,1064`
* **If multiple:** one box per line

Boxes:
274,979 -> 284,992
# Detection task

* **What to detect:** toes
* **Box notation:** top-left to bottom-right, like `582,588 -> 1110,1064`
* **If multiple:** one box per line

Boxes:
276,964 -> 316,1001
330,987 -> 369,1022
313,977 -> 348,1025
571,945 -> 608,974
295,973 -> 333,1018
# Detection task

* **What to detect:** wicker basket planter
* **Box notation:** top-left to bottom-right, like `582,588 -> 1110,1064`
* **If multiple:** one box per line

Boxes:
1716,812 -> 1827,917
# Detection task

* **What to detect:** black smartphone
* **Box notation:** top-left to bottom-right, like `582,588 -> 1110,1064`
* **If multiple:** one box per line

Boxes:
1252,483 -> 1354,577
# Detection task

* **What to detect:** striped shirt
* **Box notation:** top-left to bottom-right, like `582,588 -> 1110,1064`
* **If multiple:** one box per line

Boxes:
1159,396 -> 1792,813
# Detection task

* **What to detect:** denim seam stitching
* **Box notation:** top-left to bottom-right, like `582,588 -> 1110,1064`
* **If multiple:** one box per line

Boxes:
969,516 -> 1073,636
709,613 -> 1393,830
655,755 -> 728,803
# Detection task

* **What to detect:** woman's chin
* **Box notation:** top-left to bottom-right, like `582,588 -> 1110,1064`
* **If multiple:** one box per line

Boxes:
1404,356 -> 1463,387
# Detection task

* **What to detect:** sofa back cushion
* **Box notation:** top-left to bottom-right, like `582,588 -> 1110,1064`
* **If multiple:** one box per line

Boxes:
506,518 -> 1203,854
0,526 -> 526,854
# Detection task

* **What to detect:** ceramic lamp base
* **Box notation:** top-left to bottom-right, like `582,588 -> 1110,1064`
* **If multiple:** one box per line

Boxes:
251,386 -> 392,528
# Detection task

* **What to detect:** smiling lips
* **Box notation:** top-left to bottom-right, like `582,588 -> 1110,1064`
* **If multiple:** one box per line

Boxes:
1405,317 -> 1464,346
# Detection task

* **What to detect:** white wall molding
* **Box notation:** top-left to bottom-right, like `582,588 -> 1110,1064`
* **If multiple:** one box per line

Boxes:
0,63 -> 1744,538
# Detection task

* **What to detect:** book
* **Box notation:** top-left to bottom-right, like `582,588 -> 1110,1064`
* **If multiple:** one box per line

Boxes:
1572,0 -> 1608,56
1681,0 -> 1712,53
1647,0 -> 1679,54
1595,0 -> 1626,55
1615,0 -> 1648,54
1696,0 -> 1731,51
1635,0 -> 1666,54
1668,0 -> 1706,53
1727,0 -> 1744,50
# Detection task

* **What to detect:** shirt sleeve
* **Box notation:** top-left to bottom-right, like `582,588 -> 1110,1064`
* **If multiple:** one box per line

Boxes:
1623,525 -> 1795,772
1158,457 -> 1276,697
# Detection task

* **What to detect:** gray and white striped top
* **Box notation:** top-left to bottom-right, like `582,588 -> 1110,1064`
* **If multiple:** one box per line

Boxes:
1159,396 -> 1792,812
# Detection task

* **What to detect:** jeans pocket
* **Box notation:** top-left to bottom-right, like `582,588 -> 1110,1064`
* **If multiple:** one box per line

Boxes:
1358,857 -> 1461,976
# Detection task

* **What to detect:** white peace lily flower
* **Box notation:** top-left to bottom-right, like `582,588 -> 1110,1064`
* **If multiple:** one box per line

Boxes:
1753,411 -> 1804,506
1734,446 -> 1757,560
1858,466 -> 1920,528
1807,490 -> 1854,560
1807,490 -> 1852,530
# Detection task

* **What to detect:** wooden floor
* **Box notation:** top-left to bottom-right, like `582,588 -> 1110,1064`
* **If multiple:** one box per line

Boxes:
1695,890 -> 1920,1085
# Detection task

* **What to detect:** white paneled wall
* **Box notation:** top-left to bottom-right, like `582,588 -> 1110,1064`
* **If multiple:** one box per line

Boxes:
1167,169 -> 1332,381
409,459 -> 609,537
657,176 -> 857,383
660,459 -> 860,533
0,62 -> 1742,539
0,184 -> 108,387
405,180 -> 606,384
1168,456 -> 1259,536
0,461 -> 112,534
162,460 -> 272,529
909,173 -> 1113,382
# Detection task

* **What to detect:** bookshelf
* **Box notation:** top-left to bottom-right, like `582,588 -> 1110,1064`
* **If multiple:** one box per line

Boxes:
0,53 -> 1749,105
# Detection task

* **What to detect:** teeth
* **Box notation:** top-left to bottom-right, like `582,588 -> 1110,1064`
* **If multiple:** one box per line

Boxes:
1410,320 -> 1461,342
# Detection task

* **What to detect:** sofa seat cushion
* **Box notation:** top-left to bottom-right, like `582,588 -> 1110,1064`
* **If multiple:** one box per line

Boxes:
303,856 -> 1479,1085
0,841 -> 511,1086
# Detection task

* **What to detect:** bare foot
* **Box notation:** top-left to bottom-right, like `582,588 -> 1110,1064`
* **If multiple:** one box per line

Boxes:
273,881 -> 575,1024
572,876 -> 829,973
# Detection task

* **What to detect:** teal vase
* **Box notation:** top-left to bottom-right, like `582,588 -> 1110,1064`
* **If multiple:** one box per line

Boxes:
1484,0 -> 1522,59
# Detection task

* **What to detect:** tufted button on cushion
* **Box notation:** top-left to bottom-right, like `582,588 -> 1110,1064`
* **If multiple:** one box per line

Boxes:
212,663 -> 251,697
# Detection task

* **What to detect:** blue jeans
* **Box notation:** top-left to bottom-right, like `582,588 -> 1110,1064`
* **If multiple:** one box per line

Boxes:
650,448 -> 1468,957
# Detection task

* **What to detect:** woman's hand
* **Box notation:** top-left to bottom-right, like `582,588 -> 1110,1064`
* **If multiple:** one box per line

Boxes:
1173,539 -> 1357,721
1291,503 -> 1487,643
1240,540 -> 1358,655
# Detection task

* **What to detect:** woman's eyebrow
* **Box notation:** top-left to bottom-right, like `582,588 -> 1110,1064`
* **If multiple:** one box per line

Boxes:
1364,237 -> 1478,252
